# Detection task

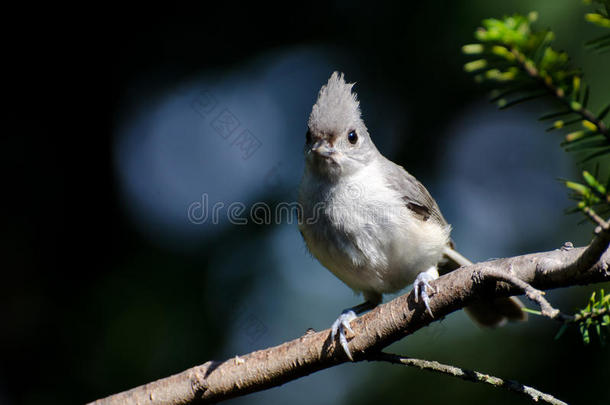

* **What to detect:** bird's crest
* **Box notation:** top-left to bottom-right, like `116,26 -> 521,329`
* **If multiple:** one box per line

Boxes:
308,72 -> 362,135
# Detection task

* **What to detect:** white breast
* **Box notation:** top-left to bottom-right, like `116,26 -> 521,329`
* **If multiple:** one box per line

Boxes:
298,160 -> 450,297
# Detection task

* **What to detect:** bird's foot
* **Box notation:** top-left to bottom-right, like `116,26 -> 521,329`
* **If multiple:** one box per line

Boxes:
413,267 -> 439,317
331,310 -> 357,360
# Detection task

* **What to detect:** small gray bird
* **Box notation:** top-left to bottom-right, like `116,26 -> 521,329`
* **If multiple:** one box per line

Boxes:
298,72 -> 526,360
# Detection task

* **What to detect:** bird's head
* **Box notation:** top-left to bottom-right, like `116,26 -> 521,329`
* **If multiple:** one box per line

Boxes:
305,72 -> 378,179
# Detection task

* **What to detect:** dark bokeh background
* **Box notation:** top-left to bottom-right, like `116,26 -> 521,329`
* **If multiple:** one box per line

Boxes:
4,1 -> 609,404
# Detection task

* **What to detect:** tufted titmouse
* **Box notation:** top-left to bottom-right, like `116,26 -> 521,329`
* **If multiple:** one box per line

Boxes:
298,72 -> 526,360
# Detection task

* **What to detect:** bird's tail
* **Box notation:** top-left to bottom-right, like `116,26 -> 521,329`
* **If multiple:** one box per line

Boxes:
441,246 -> 527,327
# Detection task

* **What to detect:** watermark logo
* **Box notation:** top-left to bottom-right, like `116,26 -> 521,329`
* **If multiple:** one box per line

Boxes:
186,188 -> 411,226
211,108 -> 241,140
230,129 -> 262,160
191,90 -> 218,117
191,90 -> 262,161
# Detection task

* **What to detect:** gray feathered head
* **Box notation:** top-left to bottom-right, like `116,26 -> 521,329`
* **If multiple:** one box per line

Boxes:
305,72 -> 378,178
308,72 -> 363,135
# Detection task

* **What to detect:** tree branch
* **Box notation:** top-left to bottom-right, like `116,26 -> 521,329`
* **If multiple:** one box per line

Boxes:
482,267 -> 561,318
367,352 -> 568,405
89,242 -> 610,405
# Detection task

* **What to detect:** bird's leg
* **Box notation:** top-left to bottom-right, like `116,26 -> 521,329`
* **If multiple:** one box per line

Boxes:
413,265 -> 439,317
331,300 -> 378,361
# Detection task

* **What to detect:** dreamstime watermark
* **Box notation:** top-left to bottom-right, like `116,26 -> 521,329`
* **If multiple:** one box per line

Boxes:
186,192 -> 415,226
191,88 -> 287,192
187,194 -> 301,225
191,90 -> 262,160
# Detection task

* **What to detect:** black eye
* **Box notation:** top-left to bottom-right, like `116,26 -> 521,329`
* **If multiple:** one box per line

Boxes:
306,129 -> 312,143
347,130 -> 358,144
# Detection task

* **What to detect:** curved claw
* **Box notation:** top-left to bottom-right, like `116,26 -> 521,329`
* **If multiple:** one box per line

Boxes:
331,310 -> 357,360
419,288 -> 433,317
414,268 -> 439,318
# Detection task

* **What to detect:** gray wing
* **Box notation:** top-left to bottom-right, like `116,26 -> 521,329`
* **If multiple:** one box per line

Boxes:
381,156 -> 448,227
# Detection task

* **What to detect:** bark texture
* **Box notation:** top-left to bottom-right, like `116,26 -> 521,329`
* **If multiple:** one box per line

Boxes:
89,243 -> 610,405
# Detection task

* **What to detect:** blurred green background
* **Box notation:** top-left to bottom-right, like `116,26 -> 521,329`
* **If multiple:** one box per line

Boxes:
3,1 -> 609,404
